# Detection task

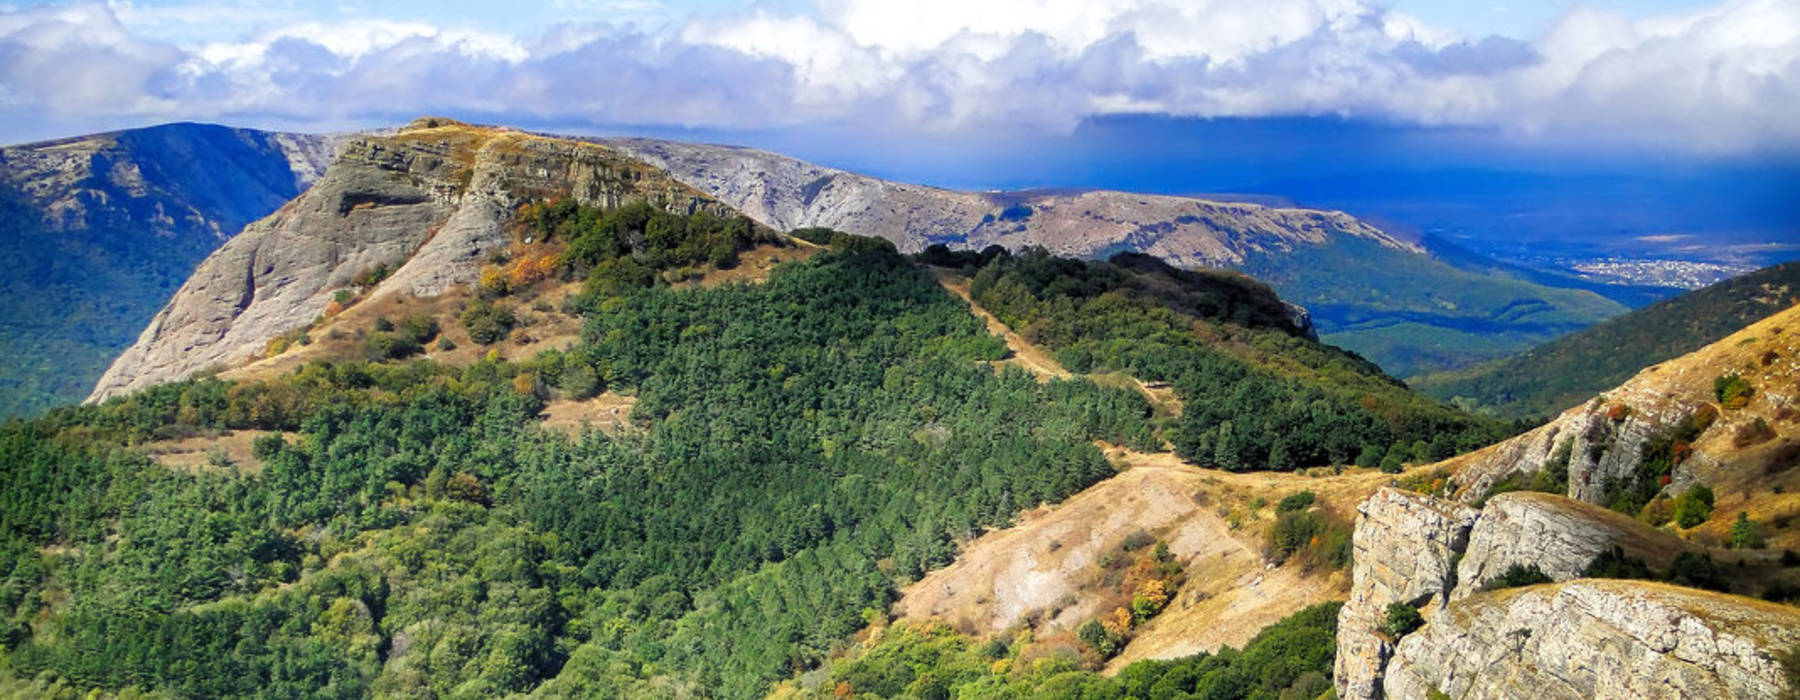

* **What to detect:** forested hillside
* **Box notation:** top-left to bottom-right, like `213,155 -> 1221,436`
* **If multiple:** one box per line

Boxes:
962,247 -> 1513,471
0,228 -> 1163,697
0,195 -> 1506,697
1412,261 -> 1800,419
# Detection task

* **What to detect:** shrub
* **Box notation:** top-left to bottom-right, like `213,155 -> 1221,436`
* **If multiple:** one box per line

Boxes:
1584,546 -> 1656,580
1481,563 -> 1553,591
1638,496 -> 1674,527
373,316 -> 395,332
1667,551 -> 1727,591
560,363 -> 602,400
399,314 -> 440,345
1382,602 -> 1424,639
1276,490 -> 1316,514
1715,373 -> 1754,408
364,331 -> 422,361
1732,512 -> 1767,550
1674,484 -> 1715,528
1077,619 -> 1118,657
1355,445 -> 1383,468
1121,530 -> 1155,552
436,337 -> 457,352
461,298 -> 517,345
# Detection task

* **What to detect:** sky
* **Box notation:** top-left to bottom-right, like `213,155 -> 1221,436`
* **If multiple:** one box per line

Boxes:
0,0 -> 1793,153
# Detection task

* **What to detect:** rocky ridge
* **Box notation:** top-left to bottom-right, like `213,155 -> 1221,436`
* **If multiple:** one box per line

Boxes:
1436,302 -> 1800,534
599,137 -> 1421,268
1386,579 -> 1800,699
88,118 -> 733,401
1335,485 -> 1790,699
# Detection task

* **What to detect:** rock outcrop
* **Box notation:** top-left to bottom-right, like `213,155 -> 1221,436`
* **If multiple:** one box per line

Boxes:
1453,492 -> 1687,599
1438,303 -> 1800,518
1385,580 -> 1800,699
0,122 -> 346,416
88,120 -> 733,401
1335,486 -> 1771,699
1335,488 -> 1480,700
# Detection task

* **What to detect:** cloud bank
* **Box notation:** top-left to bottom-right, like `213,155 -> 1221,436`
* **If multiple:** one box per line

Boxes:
1,0 -> 1796,153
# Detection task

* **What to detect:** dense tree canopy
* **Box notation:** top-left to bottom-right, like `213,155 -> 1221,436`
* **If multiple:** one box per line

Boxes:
1,231 -> 1159,698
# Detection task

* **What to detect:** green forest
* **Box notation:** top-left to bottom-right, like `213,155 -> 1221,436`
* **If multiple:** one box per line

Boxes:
0,230 -> 1162,698
964,248 -> 1514,471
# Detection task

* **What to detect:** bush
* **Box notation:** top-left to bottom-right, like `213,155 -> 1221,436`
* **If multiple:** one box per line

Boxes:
1121,530 -> 1155,552
1667,551 -> 1726,591
399,314 -> 440,345
1382,602 -> 1424,639
461,298 -> 517,345
560,363 -> 602,400
1584,546 -> 1656,580
364,331 -> 422,360
1732,512 -> 1766,549
1276,490 -> 1316,514
1674,484 -> 1715,528
1714,373 -> 1754,408
1481,563 -> 1553,591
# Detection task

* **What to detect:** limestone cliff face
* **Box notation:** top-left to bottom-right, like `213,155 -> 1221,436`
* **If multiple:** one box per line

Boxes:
1335,489 -> 1480,700
1439,302 -> 1800,512
1452,492 -> 1687,600
88,119 -> 732,402
600,137 -> 1422,268
1385,580 -> 1800,700
1336,486 -> 1796,699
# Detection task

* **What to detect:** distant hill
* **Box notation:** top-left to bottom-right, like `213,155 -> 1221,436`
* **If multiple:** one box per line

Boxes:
1411,262 -> 1800,419
603,137 -> 1627,376
0,123 -> 338,417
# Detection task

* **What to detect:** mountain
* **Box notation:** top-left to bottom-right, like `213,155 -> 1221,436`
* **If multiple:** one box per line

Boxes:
88,118 -> 731,402
602,137 -> 1629,377
0,122 -> 339,417
1413,261 -> 1800,419
3,117 -> 1531,698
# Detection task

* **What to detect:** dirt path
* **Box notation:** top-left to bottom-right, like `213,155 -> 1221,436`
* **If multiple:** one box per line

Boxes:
929,268 -> 1071,380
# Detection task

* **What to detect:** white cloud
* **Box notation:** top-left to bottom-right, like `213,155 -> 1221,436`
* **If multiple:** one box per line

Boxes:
0,0 -> 1795,154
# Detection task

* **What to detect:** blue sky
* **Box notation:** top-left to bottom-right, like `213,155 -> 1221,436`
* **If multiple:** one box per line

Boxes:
0,0 -> 1794,160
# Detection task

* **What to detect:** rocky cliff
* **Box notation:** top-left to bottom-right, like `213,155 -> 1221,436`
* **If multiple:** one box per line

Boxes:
1437,302 -> 1800,537
88,119 -> 732,402
1386,580 -> 1800,699
1336,485 -> 1795,699
0,122 -> 343,416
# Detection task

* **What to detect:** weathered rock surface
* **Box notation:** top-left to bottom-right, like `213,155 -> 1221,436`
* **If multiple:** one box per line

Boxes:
89,120 -> 733,401
1439,302 -> 1800,513
1385,580 -> 1800,699
1335,488 -> 1480,700
601,137 -> 1421,267
1453,492 -> 1687,599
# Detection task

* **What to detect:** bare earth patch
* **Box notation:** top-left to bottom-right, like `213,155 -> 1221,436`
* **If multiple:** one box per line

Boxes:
139,430 -> 293,475
539,392 -> 639,438
895,444 -> 1395,672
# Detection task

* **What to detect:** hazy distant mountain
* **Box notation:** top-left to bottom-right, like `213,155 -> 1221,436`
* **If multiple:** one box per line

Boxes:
1412,261 -> 1800,419
0,123 -> 341,416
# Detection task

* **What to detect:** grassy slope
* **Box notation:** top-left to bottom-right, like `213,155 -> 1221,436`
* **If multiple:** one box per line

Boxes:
1237,236 -> 1628,377
1412,262 -> 1800,419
